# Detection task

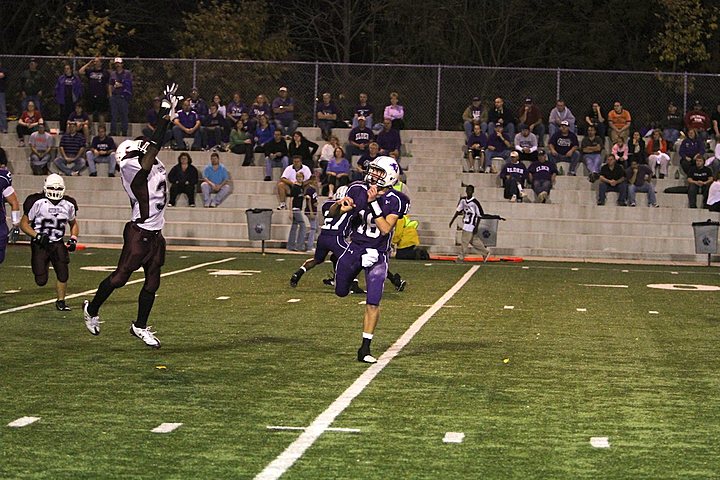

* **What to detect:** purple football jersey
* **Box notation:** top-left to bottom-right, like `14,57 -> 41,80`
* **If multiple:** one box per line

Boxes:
349,186 -> 411,252
320,199 -> 352,237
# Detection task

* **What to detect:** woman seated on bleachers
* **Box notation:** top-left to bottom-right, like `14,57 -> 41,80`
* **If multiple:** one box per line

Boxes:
325,147 -> 351,197
229,119 -> 254,166
17,100 -> 43,147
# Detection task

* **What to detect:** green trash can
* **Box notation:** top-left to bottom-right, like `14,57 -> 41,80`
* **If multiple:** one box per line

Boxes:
246,208 -> 273,253
691,219 -> 719,266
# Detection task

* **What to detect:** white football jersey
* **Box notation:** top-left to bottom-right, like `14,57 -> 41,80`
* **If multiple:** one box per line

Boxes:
119,155 -> 167,231
456,196 -> 483,233
24,193 -> 78,242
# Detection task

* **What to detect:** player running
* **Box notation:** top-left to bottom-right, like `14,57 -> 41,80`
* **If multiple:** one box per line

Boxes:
331,156 -> 410,363
82,83 -> 181,348
0,154 -> 21,263
19,174 -> 79,311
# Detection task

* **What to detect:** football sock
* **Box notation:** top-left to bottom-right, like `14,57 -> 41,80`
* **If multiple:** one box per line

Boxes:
88,276 -> 114,316
295,267 -> 305,278
361,332 -> 373,351
135,288 -> 156,328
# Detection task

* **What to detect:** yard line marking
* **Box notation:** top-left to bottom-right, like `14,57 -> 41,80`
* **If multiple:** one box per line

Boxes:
571,268 -> 579,271
504,305 -> 514,310
443,432 -> 465,443
151,423 -> 183,433
179,255 -> 189,259
216,296 -> 230,300
649,310 -> 659,314
590,436 -> 610,448
424,263 -> 433,266
671,271 -> 678,275
576,308 -> 587,312
8,416 -> 40,427
287,299 -> 301,303
254,265 -> 480,480
4,289 -> 21,294
580,284 -> 629,288
521,266 -> 530,269
358,301 -> 367,305
276,258 -> 285,262
267,426 -> 361,433
0,257 -> 236,316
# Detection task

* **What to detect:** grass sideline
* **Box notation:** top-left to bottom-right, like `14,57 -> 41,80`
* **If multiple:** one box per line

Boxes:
0,245 -> 719,479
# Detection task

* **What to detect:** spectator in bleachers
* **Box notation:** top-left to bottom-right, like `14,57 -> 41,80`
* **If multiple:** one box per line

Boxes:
486,121 -> 512,166
287,171 -> 308,251
707,172 -> 720,212
465,123 -> 487,173
316,92 -> 338,141
16,100 -> 43,147
108,58 -> 132,136
78,57 -> 109,131
253,114 -> 275,156
318,135 -> 340,174
288,131 -> 319,172
227,92 -> 247,126
711,102 -> 720,140
355,141 -> 380,181
201,152 -> 233,208
272,87 -> 298,137
626,158 -> 658,207
376,118 -> 402,161
548,120 -> 580,175
202,104 -> 227,150
383,92 -> 405,130
514,123 -> 538,163
250,94 -> 271,127
303,176 -> 319,251
54,63 -> 83,135
0,60 -> 7,134
488,97 -> 515,137
352,92 -> 374,128
581,125 -> 603,182
346,116 -> 374,159
611,136 -> 629,168
462,96 -> 487,140
168,152 -> 198,207
172,98 -> 202,151
679,128 -> 705,176
684,100 -> 711,141
687,154 -> 713,208
597,154 -> 627,206
211,94 -> 226,118
627,131 -> 646,165
499,151 -> 527,202
277,155 -> 312,210
527,149 -> 557,203
548,99 -> 576,137
661,102 -> 684,145
646,129 -> 670,179
28,123 -> 53,175
20,58 -> 44,113
583,102 -> 606,138
264,129 -> 289,181
142,97 -> 172,147
85,125 -> 116,177
67,102 -> 90,142
326,147 -> 351,197
607,101 -> 631,144
189,87 -> 209,122
229,119 -> 254,166
53,123 -> 86,176
517,97 -> 544,146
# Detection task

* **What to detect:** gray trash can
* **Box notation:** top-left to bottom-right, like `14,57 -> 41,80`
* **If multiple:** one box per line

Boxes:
477,217 -> 499,247
691,219 -> 719,266
246,208 -> 273,253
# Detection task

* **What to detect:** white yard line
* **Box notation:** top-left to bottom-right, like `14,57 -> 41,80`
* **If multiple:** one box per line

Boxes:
266,426 -> 361,433
7,416 -> 40,427
151,423 -> 183,433
442,432 -> 465,444
0,258 -> 236,316
254,265 -> 480,480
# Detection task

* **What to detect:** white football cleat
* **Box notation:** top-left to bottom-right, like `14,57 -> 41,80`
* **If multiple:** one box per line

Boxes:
130,324 -> 161,349
83,300 -> 100,336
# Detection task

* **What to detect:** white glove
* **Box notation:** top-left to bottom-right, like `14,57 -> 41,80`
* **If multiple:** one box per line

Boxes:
162,83 -> 183,121
361,248 -> 379,268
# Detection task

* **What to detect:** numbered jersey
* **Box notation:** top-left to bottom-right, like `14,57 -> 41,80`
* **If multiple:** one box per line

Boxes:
119,155 -> 167,231
319,199 -> 352,238
23,193 -> 78,242
347,182 -> 410,253
456,196 -> 484,233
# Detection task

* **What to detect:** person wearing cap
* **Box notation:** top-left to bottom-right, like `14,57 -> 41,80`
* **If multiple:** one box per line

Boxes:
498,151 -> 528,202
465,122 -> 487,173
580,124 -> 604,182
517,98 -> 544,146
20,58 -> 44,113
607,101 -> 631,144
272,86 -> 298,137
28,122 -> 54,175
488,97 -> 515,137
142,97 -> 172,146
79,57 -> 110,131
108,57 -> 132,136
527,149 -> 557,203
54,63 -> 83,134
583,101 -> 606,138
514,123 -> 538,163
352,93 -> 374,129
486,121 -> 512,169
684,100 -> 710,141
462,96 -> 487,140
548,99 -> 575,138
661,102 -> 684,145
346,115 -> 374,159
548,120 -> 580,175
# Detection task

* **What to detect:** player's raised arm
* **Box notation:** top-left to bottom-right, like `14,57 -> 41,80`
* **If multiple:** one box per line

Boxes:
141,83 -> 181,171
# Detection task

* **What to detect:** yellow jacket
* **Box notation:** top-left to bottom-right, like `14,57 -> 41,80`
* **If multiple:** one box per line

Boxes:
392,216 -> 419,249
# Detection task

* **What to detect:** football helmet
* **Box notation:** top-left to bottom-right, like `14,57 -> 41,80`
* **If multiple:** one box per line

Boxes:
43,174 -> 65,200
116,139 -> 147,162
365,156 -> 399,188
333,185 -> 349,200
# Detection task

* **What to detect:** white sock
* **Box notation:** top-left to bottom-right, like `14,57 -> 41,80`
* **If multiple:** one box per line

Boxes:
362,332 -> 373,340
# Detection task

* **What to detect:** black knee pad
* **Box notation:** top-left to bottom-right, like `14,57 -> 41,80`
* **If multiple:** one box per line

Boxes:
35,274 -> 49,287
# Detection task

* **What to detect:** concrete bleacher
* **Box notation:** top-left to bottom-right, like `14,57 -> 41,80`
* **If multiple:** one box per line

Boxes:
3,123 -> 719,262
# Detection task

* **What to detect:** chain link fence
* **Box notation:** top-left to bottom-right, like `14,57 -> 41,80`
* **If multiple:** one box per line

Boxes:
2,54 -> 718,133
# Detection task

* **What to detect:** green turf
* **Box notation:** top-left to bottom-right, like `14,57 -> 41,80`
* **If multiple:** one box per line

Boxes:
1,245 -> 719,479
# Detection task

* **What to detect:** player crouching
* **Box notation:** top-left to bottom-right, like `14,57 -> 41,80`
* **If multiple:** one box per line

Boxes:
19,174 -> 79,311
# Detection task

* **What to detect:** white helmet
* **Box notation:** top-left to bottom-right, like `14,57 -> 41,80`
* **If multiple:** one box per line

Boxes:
365,156 -> 400,188
116,139 -> 146,162
44,174 -> 65,201
333,185 -> 349,200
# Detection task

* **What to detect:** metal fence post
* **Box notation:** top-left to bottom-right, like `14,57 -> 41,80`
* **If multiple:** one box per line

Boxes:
192,59 -> 197,89
313,62 -> 319,127
435,65 -> 442,131
556,68 -> 561,101
683,71 -> 688,113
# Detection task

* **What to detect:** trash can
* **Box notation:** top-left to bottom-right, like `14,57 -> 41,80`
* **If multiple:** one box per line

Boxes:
246,208 -> 273,253
477,217 -> 499,247
691,219 -> 719,266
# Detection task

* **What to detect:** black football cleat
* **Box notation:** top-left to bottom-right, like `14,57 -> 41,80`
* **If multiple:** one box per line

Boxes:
322,277 -> 335,287
55,300 -> 71,311
357,348 -> 377,364
290,272 -> 301,288
395,279 -> 407,292
350,281 -> 366,294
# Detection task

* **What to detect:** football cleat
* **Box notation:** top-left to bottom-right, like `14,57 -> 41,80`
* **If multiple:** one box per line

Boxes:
290,272 -> 301,288
395,279 -> 407,292
350,281 -> 366,294
322,277 -> 335,287
357,348 -> 377,364
83,300 -> 100,335
55,300 -> 71,311
130,324 -> 161,349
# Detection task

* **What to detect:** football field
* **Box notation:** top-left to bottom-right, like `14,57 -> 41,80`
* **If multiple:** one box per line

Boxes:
1,246 -> 719,479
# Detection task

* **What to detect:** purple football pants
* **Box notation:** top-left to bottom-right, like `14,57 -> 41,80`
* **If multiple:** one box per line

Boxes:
313,234 -> 348,263
335,246 -> 388,305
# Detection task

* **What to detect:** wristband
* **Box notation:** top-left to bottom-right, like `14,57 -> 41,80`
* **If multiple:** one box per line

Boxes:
70,235 -> 78,241
11,210 -> 20,225
369,200 -> 383,218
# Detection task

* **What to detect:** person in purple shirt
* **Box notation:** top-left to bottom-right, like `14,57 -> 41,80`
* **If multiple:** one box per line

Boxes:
547,120 -> 580,175
271,87 -> 298,137
142,97 -> 172,146
352,93 -> 374,128
326,147 -> 351,196
108,58 -> 132,136
79,57 -> 109,129
172,98 -> 202,150
486,122 -> 513,165
189,87 -> 209,122
55,63 -> 83,134
86,125 -> 117,177
329,156 -> 410,363
527,149 -> 557,203
249,94 -> 271,131
499,151 -> 528,202
376,118 -> 401,160
679,128 -> 705,176
465,122 -> 488,173
227,92 -> 247,125
346,116 -> 374,158
316,92 -> 339,141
